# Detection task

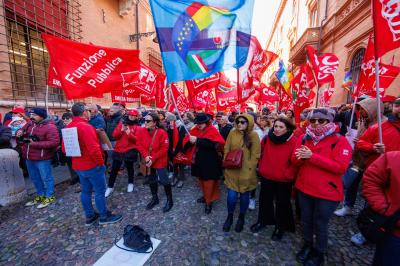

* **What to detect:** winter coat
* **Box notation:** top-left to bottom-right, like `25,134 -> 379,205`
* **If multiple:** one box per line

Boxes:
112,122 -> 140,154
292,133 -> 352,201
89,113 -> 106,130
20,119 -> 60,161
187,124 -> 225,180
356,119 -> 400,168
64,117 -> 104,171
218,123 -> 233,141
224,114 -> 261,193
258,133 -> 297,183
105,112 -> 122,141
363,151 -> 400,237
0,125 -> 11,149
136,128 -> 169,169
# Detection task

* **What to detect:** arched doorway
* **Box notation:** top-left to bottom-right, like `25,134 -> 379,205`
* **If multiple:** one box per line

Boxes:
347,48 -> 366,103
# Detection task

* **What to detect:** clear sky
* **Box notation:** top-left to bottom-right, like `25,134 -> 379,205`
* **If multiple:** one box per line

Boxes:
251,0 -> 280,49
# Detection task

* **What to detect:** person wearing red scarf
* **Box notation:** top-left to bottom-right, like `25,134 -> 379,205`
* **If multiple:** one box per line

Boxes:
185,113 -> 225,214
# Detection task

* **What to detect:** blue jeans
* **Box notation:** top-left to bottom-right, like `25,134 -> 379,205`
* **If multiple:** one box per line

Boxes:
227,188 -> 250,215
344,170 -> 363,207
373,234 -> 400,266
75,165 -> 108,219
26,159 -> 55,197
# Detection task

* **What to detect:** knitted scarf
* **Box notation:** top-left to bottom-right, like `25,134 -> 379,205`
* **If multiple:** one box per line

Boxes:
305,122 -> 337,144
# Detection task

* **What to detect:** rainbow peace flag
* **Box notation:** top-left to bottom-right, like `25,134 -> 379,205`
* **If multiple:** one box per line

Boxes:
275,60 -> 293,95
150,0 -> 255,83
341,70 -> 353,92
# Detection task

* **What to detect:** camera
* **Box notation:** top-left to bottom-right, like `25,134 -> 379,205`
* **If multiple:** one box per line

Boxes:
20,135 -> 40,143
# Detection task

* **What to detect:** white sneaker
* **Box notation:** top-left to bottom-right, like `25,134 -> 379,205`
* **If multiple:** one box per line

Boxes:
127,183 -> 134,193
168,172 -> 174,179
105,187 -> 114,198
334,206 -> 352,217
248,198 -> 256,210
351,232 -> 366,246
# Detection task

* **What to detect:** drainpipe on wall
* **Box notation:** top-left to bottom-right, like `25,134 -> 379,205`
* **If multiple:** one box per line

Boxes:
317,0 -> 329,55
135,0 -> 139,50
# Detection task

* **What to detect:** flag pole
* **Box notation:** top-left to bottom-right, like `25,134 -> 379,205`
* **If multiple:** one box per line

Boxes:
169,84 -> 190,135
237,68 -> 241,114
348,96 -> 358,134
372,3 -> 383,144
45,85 -> 49,113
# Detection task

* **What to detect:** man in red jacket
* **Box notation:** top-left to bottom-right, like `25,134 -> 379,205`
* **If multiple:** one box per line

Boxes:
363,151 -> 400,266
18,108 -> 59,209
66,103 -> 122,226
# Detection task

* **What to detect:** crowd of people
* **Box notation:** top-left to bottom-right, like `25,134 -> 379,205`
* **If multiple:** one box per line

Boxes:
0,95 -> 399,266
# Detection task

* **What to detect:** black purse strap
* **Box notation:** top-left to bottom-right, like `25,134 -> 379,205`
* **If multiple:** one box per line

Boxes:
383,209 -> 400,229
114,235 -> 153,253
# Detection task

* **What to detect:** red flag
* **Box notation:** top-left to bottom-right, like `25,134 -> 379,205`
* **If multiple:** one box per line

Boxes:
322,83 -> 336,107
372,0 -> 400,57
169,84 -> 189,113
291,64 -> 317,109
185,73 -> 220,95
155,80 -> 169,109
123,61 -> 163,97
111,89 -> 140,103
355,34 -> 375,97
306,45 -> 339,86
188,89 -> 216,111
43,34 -> 140,99
47,60 -> 62,88
257,83 -> 279,104
215,73 -> 238,112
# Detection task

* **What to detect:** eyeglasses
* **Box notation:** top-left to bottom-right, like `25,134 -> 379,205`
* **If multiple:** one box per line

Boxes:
237,120 -> 247,125
145,120 -> 153,123
309,118 -> 328,124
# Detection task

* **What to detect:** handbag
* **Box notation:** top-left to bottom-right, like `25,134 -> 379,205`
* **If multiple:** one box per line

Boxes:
115,225 -> 153,253
223,148 -> 244,169
357,207 -> 400,244
173,152 -> 191,165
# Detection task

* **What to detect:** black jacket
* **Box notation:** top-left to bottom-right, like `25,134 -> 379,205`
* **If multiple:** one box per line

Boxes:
219,124 -> 233,140
0,125 -> 12,149
105,112 -> 122,141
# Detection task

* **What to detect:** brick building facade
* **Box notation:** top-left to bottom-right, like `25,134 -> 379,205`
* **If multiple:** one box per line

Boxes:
265,0 -> 400,107
0,0 -> 162,118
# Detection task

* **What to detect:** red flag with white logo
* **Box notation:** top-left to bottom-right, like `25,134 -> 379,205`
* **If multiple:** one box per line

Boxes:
306,45 -> 339,86
169,84 -> 189,113
43,34 -> 140,99
215,73 -> 238,112
372,0 -> 400,57
185,73 -> 220,95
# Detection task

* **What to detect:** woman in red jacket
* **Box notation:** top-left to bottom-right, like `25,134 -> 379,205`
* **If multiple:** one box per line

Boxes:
105,110 -> 141,197
136,112 -> 173,213
363,151 -> 400,266
250,116 -> 297,241
292,108 -> 352,266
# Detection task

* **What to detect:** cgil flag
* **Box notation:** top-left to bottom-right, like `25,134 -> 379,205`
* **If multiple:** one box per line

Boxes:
150,0 -> 255,83
275,60 -> 293,95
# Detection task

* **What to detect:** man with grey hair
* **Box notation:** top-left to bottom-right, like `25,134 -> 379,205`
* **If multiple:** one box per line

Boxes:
218,115 -> 233,141
87,103 -> 106,130
65,102 -> 122,225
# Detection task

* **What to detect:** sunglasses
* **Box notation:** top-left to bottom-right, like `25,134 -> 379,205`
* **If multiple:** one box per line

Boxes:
237,120 -> 247,125
144,120 -> 153,123
309,118 -> 328,124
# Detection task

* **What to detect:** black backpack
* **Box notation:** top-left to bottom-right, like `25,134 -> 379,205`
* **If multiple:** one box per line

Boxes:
115,225 -> 153,253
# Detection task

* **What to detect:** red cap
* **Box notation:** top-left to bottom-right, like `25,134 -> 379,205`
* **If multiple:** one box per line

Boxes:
11,108 -> 25,114
128,109 -> 139,116
381,95 -> 397,103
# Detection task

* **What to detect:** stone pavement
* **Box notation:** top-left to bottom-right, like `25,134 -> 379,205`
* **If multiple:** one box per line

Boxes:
0,167 -> 374,266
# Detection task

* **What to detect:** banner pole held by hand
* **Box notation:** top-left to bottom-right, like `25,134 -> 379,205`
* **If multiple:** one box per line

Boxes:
168,84 -> 191,136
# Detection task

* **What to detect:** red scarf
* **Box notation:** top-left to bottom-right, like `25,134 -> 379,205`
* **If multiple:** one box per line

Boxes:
189,124 -> 225,145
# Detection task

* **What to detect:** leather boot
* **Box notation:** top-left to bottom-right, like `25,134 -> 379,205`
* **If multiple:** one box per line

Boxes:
146,183 -> 159,210
296,240 -> 313,264
235,213 -> 245,232
304,249 -> 325,266
223,213 -> 234,232
162,184 -> 173,213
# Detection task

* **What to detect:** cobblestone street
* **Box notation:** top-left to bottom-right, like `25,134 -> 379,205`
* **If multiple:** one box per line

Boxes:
0,169 -> 374,266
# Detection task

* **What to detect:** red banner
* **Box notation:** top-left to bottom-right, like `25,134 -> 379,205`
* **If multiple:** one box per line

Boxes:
372,0 -> 400,57
291,64 -> 316,109
257,83 -> 279,104
306,45 -> 339,86
169,84 -> 189,113
47,60 -> 62,88
111,89 -> 140,103
43,34 -> 140,99
185,73 -> 220,95
215,74 -> 238,111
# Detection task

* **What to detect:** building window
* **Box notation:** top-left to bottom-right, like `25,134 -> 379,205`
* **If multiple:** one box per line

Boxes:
2,0 -> 81,105
310,7 -> 318,27
347,48 -> 366,103
147,48 -> 162,73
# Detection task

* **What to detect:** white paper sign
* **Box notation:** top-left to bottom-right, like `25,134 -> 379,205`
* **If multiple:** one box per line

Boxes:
61,127 -> 81,157
346,127 -> 358,149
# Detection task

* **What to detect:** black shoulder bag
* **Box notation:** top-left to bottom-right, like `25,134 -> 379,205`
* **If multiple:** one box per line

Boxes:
115,225 -> 153,253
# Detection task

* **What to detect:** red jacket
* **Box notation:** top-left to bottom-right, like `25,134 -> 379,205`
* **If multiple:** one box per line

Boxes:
20,119 -> 60,161
65,117 -> 104,171
112,122 -> 140,153
292,134 -> 352,201
356,120 -> 400,168
258,134 -> 297,182
363,151 -> 400,237
136,128 -> 169,169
